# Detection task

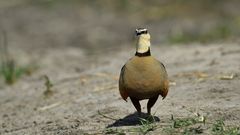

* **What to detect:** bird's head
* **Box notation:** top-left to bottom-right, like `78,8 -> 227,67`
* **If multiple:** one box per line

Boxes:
135,28 -> 151,54
135,28 -> 148,36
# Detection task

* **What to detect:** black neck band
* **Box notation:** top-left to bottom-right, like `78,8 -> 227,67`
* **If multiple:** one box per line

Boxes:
135,47 -> 151,57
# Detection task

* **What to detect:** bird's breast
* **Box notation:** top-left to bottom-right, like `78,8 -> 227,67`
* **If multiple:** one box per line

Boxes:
123,57 -> 167,99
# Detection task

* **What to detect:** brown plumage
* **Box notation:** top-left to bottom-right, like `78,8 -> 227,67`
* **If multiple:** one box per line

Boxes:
119,28 -> 169,115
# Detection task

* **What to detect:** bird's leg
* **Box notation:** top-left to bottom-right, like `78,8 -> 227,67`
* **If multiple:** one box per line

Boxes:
147,95 -> 159,115
130,97 -> 141,115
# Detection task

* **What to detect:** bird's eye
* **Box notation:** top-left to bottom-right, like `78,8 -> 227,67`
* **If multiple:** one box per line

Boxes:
135,31 -> 141,36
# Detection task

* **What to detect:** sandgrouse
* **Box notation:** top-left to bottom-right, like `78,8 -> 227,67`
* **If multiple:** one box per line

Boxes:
119,28 -> 169,115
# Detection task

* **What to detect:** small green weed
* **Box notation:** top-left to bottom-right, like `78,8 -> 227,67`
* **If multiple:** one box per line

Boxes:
212,119 -> 240,135
137,117 -> 156,135
1,60 -> 22,84
163,115 -> 205,134
173,117 -> 198,128
104,115 -> 157,135
43,75 -> 53,97
224,127 -> 240,135
212,119 -> 225,133
0,30 -> 36,85
183,126 -> 204,135
0,61 -> 37,85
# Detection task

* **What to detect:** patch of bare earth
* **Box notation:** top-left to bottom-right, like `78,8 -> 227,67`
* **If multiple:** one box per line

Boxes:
0,44 -> 240,134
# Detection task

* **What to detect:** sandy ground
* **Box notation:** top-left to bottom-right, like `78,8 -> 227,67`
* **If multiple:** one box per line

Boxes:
0,43 -> 240,134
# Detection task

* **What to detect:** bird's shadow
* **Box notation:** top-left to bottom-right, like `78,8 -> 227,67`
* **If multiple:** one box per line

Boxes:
107,112 -> 160,128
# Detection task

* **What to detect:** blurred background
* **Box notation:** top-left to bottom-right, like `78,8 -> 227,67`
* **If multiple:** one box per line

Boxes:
1,0 -> 240,52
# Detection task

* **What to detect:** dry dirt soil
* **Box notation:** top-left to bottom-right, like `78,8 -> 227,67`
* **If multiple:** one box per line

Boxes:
0,43 -> 240,135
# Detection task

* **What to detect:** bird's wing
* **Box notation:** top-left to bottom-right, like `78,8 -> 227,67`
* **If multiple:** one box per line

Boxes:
160,62 -> 166,69
119,65 -> 128,101
158,62 -> 169,99
161,79 -> 169,99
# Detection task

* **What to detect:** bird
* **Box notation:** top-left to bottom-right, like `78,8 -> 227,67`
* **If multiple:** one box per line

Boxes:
119,28 -> 169,115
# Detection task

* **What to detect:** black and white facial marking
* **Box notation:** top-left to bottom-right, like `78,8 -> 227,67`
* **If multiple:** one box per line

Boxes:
135,28 -> 148,36
135,28 -> 151,56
